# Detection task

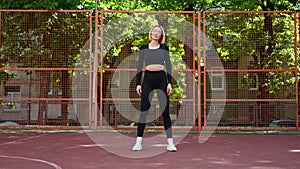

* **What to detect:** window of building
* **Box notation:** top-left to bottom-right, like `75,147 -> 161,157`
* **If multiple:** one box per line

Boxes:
248,73 -> 259,91
110,71 -> 120,89
210,68 -> 225,91
48,86 -> 62,96
3,86 -> 21,111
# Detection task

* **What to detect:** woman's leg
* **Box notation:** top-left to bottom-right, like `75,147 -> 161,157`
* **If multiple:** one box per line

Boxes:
137,77 -> 153,137
157,84 -> 177,151
157,77 -> 172,138
156,73 -> 177,151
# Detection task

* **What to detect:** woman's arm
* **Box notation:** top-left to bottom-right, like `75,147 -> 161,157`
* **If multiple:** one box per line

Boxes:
136,45 -> 146,86
163,45 -> 172,85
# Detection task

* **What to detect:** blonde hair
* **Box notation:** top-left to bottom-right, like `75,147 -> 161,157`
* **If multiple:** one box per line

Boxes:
148,25 -> 166,44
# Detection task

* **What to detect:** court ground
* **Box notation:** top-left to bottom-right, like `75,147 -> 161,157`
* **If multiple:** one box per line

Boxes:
0,131 -> 300,169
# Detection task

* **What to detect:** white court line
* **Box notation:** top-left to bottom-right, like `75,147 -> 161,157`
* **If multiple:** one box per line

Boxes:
0,134 -> 46,146
0,155 -> 62,169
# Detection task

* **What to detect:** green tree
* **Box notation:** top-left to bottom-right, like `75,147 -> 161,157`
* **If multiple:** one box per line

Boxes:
0,0 -> 82,10
139,0 -> 299,124
0,0 -> 89,124
1,0 -> 299,126
203,1 -> 298,123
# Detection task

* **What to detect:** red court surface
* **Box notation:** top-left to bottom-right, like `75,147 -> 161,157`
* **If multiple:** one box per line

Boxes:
0,132 -> 300,169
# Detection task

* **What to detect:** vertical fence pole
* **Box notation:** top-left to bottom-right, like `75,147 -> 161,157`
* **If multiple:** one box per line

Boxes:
89,11 -> 93,129
203,12 -> 207,128
295,11 -> 299,130
197,12 -> 202,133
94,10 -> 99,131
99,10 -> 105,129
192,12 -> 196,132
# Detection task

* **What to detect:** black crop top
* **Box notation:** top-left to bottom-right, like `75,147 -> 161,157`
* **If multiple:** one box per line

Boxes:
136,44 -> 172,86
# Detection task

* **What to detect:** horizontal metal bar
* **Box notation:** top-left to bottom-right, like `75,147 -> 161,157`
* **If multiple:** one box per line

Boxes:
102,68 -> 195,72
102,98 -> 194,102
207,99 -> 296,102
102,10 -> 195,14
205,69 -> 297,73
0,68 -> 90,71
203,11 -> 295,14
0,98 -> 89,101
0,10 -> 92,13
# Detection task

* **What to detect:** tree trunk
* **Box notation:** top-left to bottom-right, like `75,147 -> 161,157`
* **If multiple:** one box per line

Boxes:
60,33 -> 69,125
102,43 -> 132,124
61,70 -> 69,125
183,27 -> 194,99
257,13 -> 274,125
38,15 -> 52,125
38,60 -> 52,124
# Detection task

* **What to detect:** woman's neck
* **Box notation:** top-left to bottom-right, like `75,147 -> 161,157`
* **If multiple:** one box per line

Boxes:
149,41 -> 160,49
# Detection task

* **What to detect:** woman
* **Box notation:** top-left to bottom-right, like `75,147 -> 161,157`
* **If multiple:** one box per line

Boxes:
132,25 -> 177,152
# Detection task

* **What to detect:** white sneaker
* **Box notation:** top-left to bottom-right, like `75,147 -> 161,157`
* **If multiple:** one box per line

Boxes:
132,137 -> 143,151
167,138 -> 177,152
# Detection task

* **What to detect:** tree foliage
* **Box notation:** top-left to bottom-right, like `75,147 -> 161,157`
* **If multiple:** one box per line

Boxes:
0,0 -> 82,10
205,12 -> 296,98
0,0 -> 90,122
0,0 -> 299,122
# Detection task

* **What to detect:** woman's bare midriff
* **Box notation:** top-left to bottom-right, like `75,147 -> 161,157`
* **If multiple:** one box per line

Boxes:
145,64 -> 164,71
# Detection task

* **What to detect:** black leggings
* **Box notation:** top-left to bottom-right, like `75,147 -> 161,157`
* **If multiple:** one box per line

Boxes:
137,70 -> 172,138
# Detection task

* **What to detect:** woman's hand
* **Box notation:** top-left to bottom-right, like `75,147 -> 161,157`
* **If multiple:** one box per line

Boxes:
167,83 -> 172,95
136,85 -> 142,96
